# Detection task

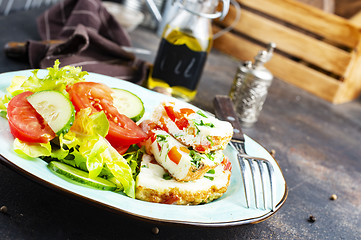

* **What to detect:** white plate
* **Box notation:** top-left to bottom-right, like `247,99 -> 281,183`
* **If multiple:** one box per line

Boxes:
0,70 -> 287,227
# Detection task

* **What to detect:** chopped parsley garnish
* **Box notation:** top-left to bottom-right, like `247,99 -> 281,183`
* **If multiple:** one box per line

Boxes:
207,169 -> 216,174
163,173 -> 172,180
204,176 -> 214,181
206,152 -> 216,161
194,124 -> 201,135
156,134 -> 168,143
192,119 -> 215,135
156,134 -> 169,158
206,136 -> 215,146
194,120 -> 215,128
197,110 -> 208,118
204,169 -> 215,181
189,150 -> 203,168
173,134 -> 184,138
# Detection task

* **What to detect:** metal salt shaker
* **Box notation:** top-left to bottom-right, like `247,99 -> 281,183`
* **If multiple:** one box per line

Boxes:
229,43 -> 276,127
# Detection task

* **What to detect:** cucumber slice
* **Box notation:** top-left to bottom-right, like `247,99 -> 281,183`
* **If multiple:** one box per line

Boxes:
27,90 -> 75,135
111,88 -> 144,122
47,161 -> 117,191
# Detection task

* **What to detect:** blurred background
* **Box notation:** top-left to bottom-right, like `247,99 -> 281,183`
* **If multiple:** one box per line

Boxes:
1,0 -> 361,25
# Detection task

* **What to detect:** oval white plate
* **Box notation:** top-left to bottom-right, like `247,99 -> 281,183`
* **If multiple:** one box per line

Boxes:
0,70 -> 287,227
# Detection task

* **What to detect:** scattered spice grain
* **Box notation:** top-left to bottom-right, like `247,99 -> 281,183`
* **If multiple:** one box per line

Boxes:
0,205 -> 8,214
308,215 -> 316,223
270,149 -> 276,157
152,227 -> 159,235
330,194 -> 337,200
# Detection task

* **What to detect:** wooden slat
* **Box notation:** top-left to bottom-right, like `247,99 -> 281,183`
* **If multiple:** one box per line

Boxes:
334,41 -> 361,103
218,7 -> 351,76
349,10 -> 361,28
238,0 -> 361,48
295,0 -> 335,13
270,53 -> 341,103
213,27 -> 342,102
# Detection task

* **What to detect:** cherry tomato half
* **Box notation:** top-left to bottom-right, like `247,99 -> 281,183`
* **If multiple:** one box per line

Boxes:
7,91 -> 56,143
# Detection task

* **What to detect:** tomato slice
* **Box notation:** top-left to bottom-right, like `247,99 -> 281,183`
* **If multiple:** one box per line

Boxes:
138,120 -> 159,138
167,146 -> 182,165
114,144 -> 130,155
164,105 -> 194,130
67,82 -> 147,146
179,108 -> 195,116
222,156 -> 232,171
7,91 -> 56,143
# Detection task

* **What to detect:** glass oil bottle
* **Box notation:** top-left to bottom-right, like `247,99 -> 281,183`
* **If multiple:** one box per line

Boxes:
147,0 -> 229,102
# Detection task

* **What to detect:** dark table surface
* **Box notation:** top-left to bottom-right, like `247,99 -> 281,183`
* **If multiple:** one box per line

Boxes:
1,7 -> 361,240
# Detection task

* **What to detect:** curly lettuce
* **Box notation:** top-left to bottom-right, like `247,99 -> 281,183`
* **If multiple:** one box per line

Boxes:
0,60 -> 87,115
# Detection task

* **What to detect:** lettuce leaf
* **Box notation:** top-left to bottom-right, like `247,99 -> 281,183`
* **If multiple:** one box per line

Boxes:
13,108 -> 136,198
13,138 -> 52,158
69,108 -> 109,138
123,144 -> 144,179
13,60 -> 87,96
0,60 -> 87,116
101,141 -> 135,197
6,76 -> 27,97
61,108 -> 136,197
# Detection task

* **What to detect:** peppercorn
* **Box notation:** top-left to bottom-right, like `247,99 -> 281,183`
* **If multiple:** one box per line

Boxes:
330,194 -> 337,200
152,227 -> 159,235
269,149 -> 276,157
0,205 -> 8,214
308,215 -> 316,223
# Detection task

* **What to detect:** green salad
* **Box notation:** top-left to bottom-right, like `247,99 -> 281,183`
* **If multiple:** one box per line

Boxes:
0,60 -> 146,198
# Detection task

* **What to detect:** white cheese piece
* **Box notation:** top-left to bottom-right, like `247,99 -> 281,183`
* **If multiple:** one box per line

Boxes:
136,155 -> 230,199
148,129 -> 223,181
152,101 -> 233,153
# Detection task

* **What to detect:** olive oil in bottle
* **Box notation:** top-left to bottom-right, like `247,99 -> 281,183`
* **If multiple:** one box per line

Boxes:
147,0 -> 220,102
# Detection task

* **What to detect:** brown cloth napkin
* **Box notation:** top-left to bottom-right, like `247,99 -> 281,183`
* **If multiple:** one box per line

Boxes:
27,0 -> 149,84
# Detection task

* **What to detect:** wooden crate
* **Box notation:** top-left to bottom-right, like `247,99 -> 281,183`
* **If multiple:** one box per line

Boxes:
213,0 -> 361,103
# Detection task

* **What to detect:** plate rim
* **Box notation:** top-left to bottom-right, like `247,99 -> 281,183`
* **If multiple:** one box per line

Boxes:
0,143 -> 288,227
0,70 -> 288,227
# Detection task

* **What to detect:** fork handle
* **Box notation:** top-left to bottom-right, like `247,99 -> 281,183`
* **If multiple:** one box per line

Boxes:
213,95 -> 245,141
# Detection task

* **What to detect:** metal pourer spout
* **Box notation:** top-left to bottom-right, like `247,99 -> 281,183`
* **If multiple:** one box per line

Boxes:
254,42 -> 276,68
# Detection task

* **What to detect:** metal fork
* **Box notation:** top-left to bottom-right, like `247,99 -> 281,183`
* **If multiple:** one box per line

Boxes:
213,95 -> 276,211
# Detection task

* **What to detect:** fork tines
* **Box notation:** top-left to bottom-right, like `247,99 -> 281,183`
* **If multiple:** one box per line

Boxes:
232,142 -> 276,211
